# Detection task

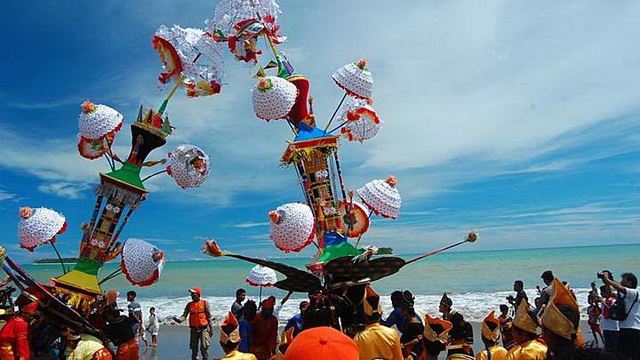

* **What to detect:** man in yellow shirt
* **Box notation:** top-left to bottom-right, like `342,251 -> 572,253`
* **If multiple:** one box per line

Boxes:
66,331 -> 113,360
539,278 -> 583,359
505,302 -> 547,360
353,285 -> 403,360
476,311 -> 507,360
423,314 -> 452,360
219,312 -> 257,360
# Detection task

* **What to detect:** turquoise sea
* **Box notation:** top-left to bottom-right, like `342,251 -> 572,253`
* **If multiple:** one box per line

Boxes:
21,244 -> 639,324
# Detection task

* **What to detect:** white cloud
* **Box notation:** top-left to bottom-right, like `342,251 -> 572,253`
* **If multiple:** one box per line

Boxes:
234,221 -> 270,228
37,182 -> 90,199
0,190 -> 17,202
2,0 -> 640,219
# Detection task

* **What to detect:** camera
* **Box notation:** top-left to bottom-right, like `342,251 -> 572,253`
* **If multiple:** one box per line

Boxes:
597,270 -> 612,280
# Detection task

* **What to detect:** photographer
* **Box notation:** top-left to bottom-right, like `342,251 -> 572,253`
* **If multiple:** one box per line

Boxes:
600,285 -> 619,352
507,280 -> 528,309
602,271 -> 639,360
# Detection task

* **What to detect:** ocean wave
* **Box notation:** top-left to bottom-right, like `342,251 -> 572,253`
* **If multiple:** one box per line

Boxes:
123,288 -> 592,326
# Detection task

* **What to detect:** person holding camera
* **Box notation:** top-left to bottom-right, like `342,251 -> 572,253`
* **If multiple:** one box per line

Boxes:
506,280 -> 528,310
599,284 -> 619,352
601,271 -> 639,360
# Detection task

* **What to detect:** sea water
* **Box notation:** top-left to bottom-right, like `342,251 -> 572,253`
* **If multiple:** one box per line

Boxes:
23,244 -> 639,325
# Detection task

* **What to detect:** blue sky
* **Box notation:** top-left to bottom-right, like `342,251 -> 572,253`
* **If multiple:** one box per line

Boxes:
0,1 -> 638,263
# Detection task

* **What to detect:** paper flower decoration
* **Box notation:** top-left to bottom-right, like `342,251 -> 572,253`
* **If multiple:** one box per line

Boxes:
18,207 -> 67,252
166,144 -> 211,189
356,176 -> 402,219
340,99 -> 382,142
338,200 -> 371,238
120,238 -> 165,287
77,101 -> 123,159
252,76 -> 298,121
269,203 -> 315,253
207,0 -> 282,39
246,265 -> 277,287
332,59 -> 373,99
153,25 -> 225,97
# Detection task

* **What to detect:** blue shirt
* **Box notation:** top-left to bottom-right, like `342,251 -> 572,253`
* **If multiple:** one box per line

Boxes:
239,319 -> 252,352
285,314 -> 304,337
382,308 -> 422,332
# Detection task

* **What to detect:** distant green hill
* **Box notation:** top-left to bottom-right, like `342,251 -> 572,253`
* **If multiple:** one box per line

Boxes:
35,258 -> 78,264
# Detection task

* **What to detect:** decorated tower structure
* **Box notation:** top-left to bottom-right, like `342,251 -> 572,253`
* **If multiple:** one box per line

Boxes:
52,108 -> 172,313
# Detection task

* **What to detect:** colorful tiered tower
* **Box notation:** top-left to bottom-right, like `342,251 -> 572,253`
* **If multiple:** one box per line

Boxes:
52,108 -> 171,314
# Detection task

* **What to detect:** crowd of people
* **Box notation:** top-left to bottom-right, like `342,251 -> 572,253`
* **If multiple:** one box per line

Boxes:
166,270 -> 639,360
0,269 -> 637,360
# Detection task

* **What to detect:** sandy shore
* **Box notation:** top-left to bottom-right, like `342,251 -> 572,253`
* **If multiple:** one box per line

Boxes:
136,321 -> 597,359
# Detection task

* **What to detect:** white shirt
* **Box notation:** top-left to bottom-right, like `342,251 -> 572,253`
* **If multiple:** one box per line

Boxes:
620,288 -> 640,330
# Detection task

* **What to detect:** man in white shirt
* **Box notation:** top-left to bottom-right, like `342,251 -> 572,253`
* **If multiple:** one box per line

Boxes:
603,271 -> 639,360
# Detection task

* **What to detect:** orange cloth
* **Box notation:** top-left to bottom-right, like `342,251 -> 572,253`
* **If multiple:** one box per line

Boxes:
188,300 -> 209,328
476,345 -> 508,360
115,339 -> 139,360
251,314 -> 278,360
93,347 -> 114,360
222,349 -> 258,360
353,323 -> 403,360
0,316 -> 29,360
505,340 -> 547,360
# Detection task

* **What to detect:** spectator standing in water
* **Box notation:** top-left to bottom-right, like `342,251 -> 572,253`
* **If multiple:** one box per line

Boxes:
231,289 -> 246,318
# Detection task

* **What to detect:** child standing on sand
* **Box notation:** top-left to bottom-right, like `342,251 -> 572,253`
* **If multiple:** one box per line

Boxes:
146,307 -> 160,347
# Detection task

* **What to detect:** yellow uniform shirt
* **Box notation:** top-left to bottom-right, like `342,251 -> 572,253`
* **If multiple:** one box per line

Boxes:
505,340 -> 547,360
222,349 -> 258,360
354,323 -> 403,360
476,345 -> 508,360
67,334 -> 108,360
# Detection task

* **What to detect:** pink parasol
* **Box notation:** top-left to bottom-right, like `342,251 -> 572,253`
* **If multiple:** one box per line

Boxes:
207,0 -> 282,39
332,59 -> 373,100
153,25 -> 225,98
207,0 -> 284,63
18,207 -> 67,252
77,101 -> 123,160
120,238 -> 165,287
17,207 -> 68,273
252,76 -> 298,121
269,203 -> 315,253
246,265 -> 277,303
339,99 -> 382,142
166,144 -> 211,189
356,176 -> 402,219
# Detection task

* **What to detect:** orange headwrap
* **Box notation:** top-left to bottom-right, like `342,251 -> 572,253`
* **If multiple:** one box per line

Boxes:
540,278 -> 581,342
513,301 -> 538,334
284,326 -> 359,360
21,301 -> 39,315
362,285 -> 381,317
262,295 -> 276,310
219,312 -> 241,344
189,287 -> 202,296
423,314 -> 453,343
481,311 -> 501,342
